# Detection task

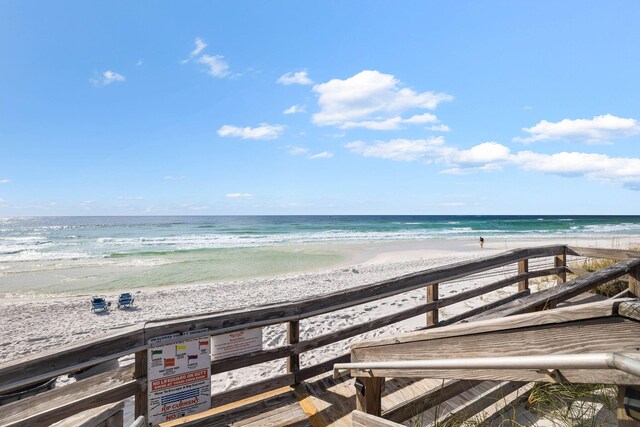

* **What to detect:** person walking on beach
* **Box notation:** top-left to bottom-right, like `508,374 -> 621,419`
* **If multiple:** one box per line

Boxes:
479,237 -> 484,249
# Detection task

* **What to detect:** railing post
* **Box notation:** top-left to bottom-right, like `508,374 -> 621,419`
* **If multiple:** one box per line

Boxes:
427,283 -> 439,327
287,320 -> 300,383
518,259 -> 529,292
554,248 -> 566,284
629,265 -> 640,298
355,377 -> 384,416
617,385 -> 640,426
134,350 -> 148,420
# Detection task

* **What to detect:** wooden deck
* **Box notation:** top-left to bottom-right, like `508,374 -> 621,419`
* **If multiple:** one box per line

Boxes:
2,245 -> 639,427
163,372 -> 516,426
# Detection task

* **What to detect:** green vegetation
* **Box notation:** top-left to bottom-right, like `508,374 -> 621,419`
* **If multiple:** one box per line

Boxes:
526,383 -> 617,427
570,257 -> 628,297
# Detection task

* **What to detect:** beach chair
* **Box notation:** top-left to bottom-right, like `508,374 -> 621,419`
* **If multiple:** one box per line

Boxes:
117,293 -> 134,309
91,297 -> 110,312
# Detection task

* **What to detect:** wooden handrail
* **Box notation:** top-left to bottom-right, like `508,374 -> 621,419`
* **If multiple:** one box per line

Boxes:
0,244 -> 635,427
0,245 -> 566,392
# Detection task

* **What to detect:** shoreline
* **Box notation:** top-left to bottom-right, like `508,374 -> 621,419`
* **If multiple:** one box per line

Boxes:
2,235 -> 639,363
2,234 -> 639,297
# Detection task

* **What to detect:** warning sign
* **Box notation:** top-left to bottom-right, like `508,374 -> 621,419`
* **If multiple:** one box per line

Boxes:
147,334 -> 211,425
211,328 -> 262,361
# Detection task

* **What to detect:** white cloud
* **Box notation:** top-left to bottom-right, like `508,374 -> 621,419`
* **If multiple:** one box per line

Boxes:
90,70 -> 126,86
312,70 -> 452,129
0,179 -> 9,184
345,137 -> 446,162
514,114 -> 640,144
427,124 -> 450,132
346,136 -> 640,190
198,54 -> 230,78
287,146 -> 309,155
183,37 -> 207,63
451,142 -> 511,164
218,123 -> 284,140
277,71 -> 313,85
225,193 -> 253,199
182,37 -> 231,78
136,59 -> 143,67
283,105 -> 306,114
309,151 -> 334,159
512,151 -> 640,189
338,113 -> 440,131
164,175 -> 186,180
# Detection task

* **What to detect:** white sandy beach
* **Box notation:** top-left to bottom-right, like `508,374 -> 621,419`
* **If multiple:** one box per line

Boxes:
3,236 -> 639,390
2,236 -> 638,426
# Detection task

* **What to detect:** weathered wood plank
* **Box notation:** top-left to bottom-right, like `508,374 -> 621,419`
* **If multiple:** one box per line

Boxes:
210,373 -> 295,408
353,317 -> 640,362
629,265 -> 640,298
351,318 -> 640,384
555,248 -> 567,284
352,410 -> 404,427
287,321 -> 300,378
617,385 -> 640,427
383,379 -> 483,423
426,283 -> 438,327
174,390 -> 301,427
355,377 -> 384,416
350,367 -> 640,386
53,401 -> 125,427
352,298 -> 627,349
518,260 -> 528,291
296,353 -> 351,383
567,246 -> 640,260
436,381 -> 526,426
488,258 -> 640,318
0,324 -> 144,394
567,265 -> 592,278
0,365 -> 139,427
619,300 -> 640,322
428,290 -> 530,329
134,350 -> 147,420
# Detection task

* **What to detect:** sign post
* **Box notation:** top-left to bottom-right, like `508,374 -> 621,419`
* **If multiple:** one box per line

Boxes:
147,331 -> 211,425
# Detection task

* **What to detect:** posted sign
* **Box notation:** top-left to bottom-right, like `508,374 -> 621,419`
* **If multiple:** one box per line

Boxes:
147,334 -> 211,425
211,328 -> 262,361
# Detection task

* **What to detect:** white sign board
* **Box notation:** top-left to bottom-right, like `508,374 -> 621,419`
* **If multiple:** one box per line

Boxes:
211,328 -> 262,361
147,335 -> 211,425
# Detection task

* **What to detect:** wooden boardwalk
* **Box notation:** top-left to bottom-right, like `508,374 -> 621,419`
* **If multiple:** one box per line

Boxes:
165,372 -> 511,426
2,245 -> 639,427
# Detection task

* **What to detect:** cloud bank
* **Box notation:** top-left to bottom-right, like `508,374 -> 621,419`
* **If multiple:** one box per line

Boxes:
313,70 -> 452,130
346,138 -> 640,190
218,123 -> 284,140
514,114 -> 640,144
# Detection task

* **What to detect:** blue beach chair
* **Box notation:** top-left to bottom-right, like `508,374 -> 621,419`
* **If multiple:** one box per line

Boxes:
91,296 -> 110,312
117,293 -> 134,309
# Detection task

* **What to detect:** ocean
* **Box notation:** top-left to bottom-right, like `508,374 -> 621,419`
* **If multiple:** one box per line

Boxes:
1,215 -> 639,294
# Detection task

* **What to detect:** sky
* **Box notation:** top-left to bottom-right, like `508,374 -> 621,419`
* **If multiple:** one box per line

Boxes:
1,1 -> 640,216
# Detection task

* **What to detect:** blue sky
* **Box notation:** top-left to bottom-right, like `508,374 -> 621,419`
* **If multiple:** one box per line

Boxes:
1,1 -> 640,215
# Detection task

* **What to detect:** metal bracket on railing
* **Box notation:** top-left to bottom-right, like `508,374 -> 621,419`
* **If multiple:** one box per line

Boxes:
536,368 -> 568,383
354,378 -> 365,395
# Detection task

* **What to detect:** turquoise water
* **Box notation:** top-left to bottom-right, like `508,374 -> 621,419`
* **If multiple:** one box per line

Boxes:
2,215 -> 640,262
1,215 -> 639,293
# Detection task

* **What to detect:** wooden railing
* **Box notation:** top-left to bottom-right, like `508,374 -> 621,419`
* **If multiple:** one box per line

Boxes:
1,244 -> 638,426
